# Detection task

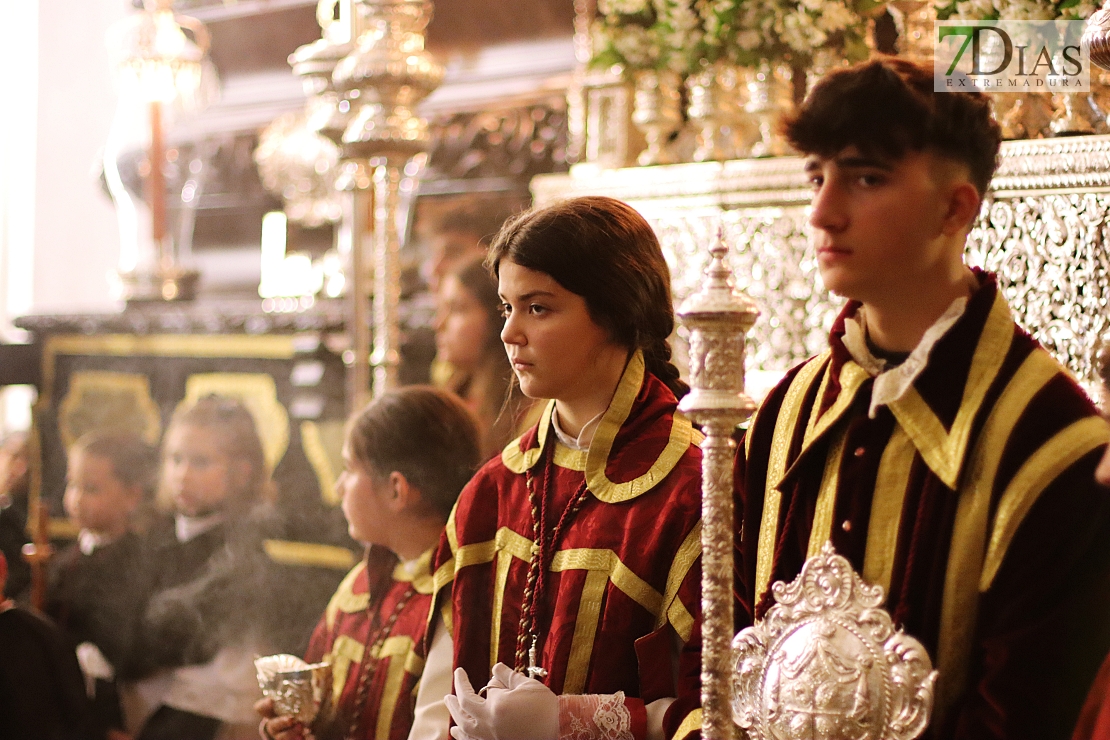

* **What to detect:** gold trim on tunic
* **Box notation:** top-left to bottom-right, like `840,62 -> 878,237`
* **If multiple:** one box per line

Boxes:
756,352 -> 830,603
674,709 -> 703,740
806,425 -> 849,558
656,522 -> 702,635
980,414 -> 1110,590
451,525 -> 696,673
374,636 -> 418,740
392,548 -> 436,595
500,351 -> 698,503
326,561 -> 369,628
934,348 -> 1059,730
888,292 -> 1014,490
862,425 -> 916,593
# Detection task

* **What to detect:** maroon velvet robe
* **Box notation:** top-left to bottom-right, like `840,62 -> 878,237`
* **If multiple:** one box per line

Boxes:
305,546 -> 437,740
432,352 -> 705,740
736,272 -> 1110,739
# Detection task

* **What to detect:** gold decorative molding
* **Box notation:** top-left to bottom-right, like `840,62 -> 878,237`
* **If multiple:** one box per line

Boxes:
42,334 -> 297,408
57,370 -> 162,450
300,419 -> 345,507
263,538 -> 357,571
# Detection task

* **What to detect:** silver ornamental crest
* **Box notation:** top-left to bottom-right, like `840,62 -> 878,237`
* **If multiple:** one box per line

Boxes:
732,542 -> 937,740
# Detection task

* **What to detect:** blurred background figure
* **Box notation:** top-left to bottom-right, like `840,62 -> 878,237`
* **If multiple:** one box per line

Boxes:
128,396 -> 307,740
400,203 -> 519,386
0,431 -> 31,603
435,258 -> 538,460
0,549 -> 94,740
46,431 -> 158,740
422,206 -> 504,297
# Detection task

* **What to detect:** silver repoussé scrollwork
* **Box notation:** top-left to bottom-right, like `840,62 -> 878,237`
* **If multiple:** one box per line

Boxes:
732,542 -> 937,740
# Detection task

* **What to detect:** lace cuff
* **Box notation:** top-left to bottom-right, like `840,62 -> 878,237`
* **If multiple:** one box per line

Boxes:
559,692 -> 634,740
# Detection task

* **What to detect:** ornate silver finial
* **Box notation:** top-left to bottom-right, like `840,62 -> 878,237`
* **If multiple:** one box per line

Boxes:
678,228 -> 760,421
1083,0 -> 1110,71
732,543 -> 937,740
676,228 -> 759,740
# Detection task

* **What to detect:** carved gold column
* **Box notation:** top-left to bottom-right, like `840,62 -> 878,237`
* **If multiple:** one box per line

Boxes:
677,232 -> 759,740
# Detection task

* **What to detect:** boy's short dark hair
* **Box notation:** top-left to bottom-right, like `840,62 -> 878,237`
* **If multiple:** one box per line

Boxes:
782,56 -> 1002,195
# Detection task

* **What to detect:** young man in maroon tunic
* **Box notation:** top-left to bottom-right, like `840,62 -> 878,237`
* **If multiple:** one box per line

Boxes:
735,57 -> 1110,740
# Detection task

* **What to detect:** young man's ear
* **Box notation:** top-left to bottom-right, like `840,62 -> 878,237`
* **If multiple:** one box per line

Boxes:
941,180 -> 982,237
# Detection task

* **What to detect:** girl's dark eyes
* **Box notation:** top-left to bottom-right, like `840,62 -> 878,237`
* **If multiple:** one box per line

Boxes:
499,302 -> 550,317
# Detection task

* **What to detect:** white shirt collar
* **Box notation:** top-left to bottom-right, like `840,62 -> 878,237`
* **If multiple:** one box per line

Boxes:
842,294 -> 970,419
551,406 -> 605,452
77,529 -> 111,556
175,512 -> 225,543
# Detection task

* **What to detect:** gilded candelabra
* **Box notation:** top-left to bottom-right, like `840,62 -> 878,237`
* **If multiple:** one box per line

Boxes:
677,231 -> 759,740
332,0 -> 443,403
289,0 -> 370,407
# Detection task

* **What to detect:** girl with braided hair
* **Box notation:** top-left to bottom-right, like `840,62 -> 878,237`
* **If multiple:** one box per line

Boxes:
427,196 -> 704,740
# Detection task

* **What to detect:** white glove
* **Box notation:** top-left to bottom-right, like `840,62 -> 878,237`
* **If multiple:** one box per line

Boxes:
445,663 -> 558,740
75,642 -> 114,699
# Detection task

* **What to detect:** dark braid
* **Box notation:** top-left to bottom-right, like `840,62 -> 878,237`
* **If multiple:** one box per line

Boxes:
643,337 -> 688,400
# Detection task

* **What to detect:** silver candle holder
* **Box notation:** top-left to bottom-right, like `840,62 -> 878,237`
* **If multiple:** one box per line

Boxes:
677,230 -> 759,740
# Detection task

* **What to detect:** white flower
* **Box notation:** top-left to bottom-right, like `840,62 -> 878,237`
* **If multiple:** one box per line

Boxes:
599,0 -> 652,15
736,28 -> 763,50
817,2 -> 855,31
612,24 -> 660,67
